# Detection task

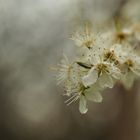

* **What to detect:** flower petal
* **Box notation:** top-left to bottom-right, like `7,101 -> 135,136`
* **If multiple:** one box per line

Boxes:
111,67 -> 121,79
122,72 -> 135,90
131,67 -> 140,76
86,92 -> 103,103
79,95 -> 88,114
82,68 -> 98,87
99,74 -> 114,88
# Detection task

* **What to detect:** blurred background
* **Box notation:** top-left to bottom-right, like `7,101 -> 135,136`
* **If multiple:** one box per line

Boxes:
0,0 -> 140,140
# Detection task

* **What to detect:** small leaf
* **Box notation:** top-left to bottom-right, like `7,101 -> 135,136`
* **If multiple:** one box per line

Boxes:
77,62 -> 92,69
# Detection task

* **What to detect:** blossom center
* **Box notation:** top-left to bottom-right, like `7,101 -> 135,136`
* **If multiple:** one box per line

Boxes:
115,32 -> 127,43
104,50 -> 119,65
83,39 -> 94,49
96,63 -> 109,76
125,59 -> 134,67
124,59 -> 134,71
104,50 -> 115,60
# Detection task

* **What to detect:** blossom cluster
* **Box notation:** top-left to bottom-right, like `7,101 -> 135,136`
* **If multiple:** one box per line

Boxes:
56,1 -> 140,114
56,24 -> 140,114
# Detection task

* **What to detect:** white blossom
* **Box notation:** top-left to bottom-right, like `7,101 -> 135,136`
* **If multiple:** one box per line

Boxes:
57,54 -> 79,85
82,55 -> 121,88
64,82 -> 102,114
79,84 -> 103,114
71,26 -> 95,49
121,53 -> 140,89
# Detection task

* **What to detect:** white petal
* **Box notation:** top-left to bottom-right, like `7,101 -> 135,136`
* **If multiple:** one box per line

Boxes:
122,72 -> 135,90
86,92 -> 103,103
131,68 -> 140,76
111,67 -> 121,79
82,68 -> 98,87
79,95 -> 88,114
99,74 -> 114,88
112,71 -> 121,79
